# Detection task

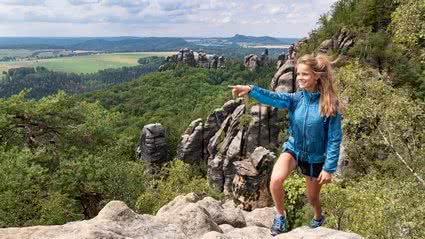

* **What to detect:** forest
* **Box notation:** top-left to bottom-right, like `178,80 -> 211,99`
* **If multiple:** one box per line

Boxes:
0,0 -> 424,238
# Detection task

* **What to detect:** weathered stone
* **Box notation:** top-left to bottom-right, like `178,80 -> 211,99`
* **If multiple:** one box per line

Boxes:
180,48 -> 196,66
176,118 -> 204,164
198,52 -> 210,68
244,105 -> 279,154
0,194 -> 363,239
197,197 -> 246,228
156,192 -> 203,216
270,60 -> 295,93
135,123 -> 167,174
225,226 -> 271,239
244,54 -> 259,72
242,206 -> 275,228
156,203 -> 223,238
333,28 -> 354,54
136,123 -> 167,163
219,224 -> 235,233
222,98 -> 242,115
232,147 -> 275,211
160,48 -> 225,69
209,54 -> 219,69
218,56 -> 225,68
319,39 -> 334,53
275,226 -> 363,239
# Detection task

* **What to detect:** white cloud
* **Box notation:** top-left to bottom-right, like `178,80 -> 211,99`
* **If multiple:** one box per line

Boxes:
0,0 -> 46,5
0,0 -> 338,37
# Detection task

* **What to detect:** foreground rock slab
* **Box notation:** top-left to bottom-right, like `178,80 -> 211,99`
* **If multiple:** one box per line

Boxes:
0,193 -> 363,239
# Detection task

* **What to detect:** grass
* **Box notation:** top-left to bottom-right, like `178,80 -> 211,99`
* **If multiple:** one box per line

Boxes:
0,49 -> 36,58
0,52 -> 175,74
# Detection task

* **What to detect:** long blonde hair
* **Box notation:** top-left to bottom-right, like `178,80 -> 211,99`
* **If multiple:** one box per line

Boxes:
297,54 -> 341,117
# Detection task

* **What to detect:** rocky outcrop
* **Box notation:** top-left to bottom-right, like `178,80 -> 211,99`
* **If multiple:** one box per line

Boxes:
271,56 -> 296,92
243,49 -> 271,71
0,193 -> 363,239
176,54 -> 296,209
176,104 -> 233,165
317,27 -> 354,66
244,54 -> 260,71
135,123 -> 167,174
160,48 -> 225,70
232,147 -> 275,210
177,96 -> 283,207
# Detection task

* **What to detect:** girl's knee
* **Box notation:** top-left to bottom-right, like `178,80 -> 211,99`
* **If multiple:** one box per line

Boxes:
270,176 -> 285,189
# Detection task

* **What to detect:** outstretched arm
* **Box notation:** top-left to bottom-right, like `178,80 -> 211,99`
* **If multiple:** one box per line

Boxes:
228,85 -> 294,109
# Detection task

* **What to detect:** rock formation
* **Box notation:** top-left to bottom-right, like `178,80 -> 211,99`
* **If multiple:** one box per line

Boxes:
135,123 -> 167,174
317,27 -> 354,66
160,48 -> 225,70
232,147 -> 275,210
243,49 -> 271,71
176,53 -> 297,209
0,193 -> 363,239
244,54 -> 259,71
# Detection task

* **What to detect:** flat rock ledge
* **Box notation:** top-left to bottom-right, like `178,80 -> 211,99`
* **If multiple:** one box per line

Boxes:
0,193 -> 362,239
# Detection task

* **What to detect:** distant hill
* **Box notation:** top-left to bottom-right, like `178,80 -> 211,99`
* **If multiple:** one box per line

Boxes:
69,38 -> 193,52
228,34 -> 291,44
0,35 -> 298,52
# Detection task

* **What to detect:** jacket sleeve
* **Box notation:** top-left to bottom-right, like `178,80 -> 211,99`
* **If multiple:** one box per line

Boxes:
323,112 -> 342,174
247,85 -> 294,109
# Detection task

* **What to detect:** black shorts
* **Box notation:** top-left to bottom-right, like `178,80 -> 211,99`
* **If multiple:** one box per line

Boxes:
283,149 -> 324,178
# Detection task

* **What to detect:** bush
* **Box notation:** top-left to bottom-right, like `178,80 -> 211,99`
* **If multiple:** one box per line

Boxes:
135,160 -> 223,215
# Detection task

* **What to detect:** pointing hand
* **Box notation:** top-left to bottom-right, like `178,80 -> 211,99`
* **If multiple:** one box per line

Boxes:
228,85 -> 252,98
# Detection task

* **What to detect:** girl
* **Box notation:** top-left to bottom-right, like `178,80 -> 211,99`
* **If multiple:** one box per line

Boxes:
228,54 -> 342,236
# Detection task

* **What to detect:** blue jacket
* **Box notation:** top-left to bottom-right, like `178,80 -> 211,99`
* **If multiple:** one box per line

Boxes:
248,85 -> 342,174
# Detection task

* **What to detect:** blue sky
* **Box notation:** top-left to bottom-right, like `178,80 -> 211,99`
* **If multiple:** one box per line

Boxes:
0,0 -> 338,38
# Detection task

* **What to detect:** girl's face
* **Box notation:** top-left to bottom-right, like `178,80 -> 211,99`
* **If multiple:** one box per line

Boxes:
296,63 -> 318,92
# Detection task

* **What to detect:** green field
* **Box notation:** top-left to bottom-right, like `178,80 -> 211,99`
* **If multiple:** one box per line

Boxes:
0,52 -> 175,74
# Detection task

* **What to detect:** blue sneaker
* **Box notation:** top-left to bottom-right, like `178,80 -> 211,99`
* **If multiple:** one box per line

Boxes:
271,215 -> 288,236
309,215 -> 325,228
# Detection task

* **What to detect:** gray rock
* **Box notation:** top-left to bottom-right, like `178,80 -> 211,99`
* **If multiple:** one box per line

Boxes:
244,105 -> 280,154
160,48 -> 225,69
226,226 -> 271,239
275,226 -> 363,239
242,207 -> 275,228
319,39 -> 334,53
218,56 -> 225,68
209,54 -> 219,69
244,54 -> 259,72
219,224 -> 235,233
0,194 -> 363,239
201,231 -> 231,239
135,123 -> 167,174
176,118 -> 204,164
197,197 -> 246,228
156,203 -> 223,238
232,147 -> 275,210
198,51 -> 211,68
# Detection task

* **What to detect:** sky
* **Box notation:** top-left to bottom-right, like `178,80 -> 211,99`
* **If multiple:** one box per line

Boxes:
0,0 -> 338,38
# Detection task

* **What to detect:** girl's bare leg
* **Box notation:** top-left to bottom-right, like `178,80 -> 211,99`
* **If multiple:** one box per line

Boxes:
269,152 -> 297,215
305,176 -> 323,219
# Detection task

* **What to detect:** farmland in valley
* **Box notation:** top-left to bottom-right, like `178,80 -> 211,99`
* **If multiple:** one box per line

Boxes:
0,51 -> 175,73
